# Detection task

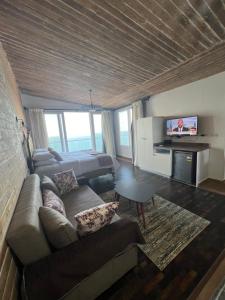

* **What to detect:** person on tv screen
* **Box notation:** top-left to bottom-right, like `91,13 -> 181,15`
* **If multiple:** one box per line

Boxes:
173,118 -> 189,133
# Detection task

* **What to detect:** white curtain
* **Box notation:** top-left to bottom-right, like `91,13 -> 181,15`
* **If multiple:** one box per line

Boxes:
132,100 -> 143,166
28,108 -> 48,149
102,110 -> 116,157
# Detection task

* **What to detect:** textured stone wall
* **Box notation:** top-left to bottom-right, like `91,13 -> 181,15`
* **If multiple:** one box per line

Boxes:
0,43 -> 27,299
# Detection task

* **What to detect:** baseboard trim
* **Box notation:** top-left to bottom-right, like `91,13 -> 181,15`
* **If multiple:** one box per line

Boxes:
116,156 -> 132,163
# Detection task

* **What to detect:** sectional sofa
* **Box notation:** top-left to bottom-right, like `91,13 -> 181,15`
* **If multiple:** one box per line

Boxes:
6,174 -> 144,300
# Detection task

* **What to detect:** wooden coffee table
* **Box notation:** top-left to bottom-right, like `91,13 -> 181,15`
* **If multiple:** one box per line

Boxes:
114,179 -> 158,228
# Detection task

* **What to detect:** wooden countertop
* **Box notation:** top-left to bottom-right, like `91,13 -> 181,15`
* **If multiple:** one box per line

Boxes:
154,142 -> 209,152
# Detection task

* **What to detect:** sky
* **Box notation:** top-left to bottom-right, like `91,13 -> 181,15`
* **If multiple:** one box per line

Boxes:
45,112 -> 102,138
119,110 -> 129,131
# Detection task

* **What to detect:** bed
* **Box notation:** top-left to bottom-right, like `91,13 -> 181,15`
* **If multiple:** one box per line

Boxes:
34,150 -> 118,179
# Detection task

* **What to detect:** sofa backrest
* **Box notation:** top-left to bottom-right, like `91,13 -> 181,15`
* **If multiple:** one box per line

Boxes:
7,174 -> 51,265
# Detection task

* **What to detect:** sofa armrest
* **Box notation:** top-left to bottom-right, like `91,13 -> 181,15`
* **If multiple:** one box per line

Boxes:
24,218 -> 145,300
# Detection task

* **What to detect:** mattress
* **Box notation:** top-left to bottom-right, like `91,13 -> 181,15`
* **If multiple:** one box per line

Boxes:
34,150 -> 118,178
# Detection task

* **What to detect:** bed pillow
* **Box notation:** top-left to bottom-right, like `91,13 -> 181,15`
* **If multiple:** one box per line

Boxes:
34,158 -> 57,167
49,150 -> 63,161
42,189 -> 66,216
33,152 -> 54,162
39,207 -> 78,249
34,148 -> 48,153
74,202 -> 119,236
52,169 -> 79,195
41,176 -> 60,196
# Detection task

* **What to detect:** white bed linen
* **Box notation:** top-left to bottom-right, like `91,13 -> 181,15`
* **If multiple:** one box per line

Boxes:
35,150 -> 118,178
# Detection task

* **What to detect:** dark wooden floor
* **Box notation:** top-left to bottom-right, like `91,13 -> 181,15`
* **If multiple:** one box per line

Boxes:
200,178 -> 225,196
89,161 -> 225,300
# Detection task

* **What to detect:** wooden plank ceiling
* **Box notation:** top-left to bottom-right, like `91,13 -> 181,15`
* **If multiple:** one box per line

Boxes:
0,0 -> 225,108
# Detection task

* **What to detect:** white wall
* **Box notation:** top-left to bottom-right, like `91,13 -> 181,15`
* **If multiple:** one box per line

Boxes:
146,71 -> 225,180
21,93 -> 92,110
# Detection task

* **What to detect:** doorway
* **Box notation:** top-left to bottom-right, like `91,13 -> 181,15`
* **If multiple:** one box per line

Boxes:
115,107 -> 132,159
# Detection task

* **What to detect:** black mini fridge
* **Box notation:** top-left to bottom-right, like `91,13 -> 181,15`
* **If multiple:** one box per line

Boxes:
172,151 -> 197,185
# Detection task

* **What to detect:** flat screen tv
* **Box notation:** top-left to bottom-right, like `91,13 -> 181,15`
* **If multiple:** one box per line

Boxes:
166,116 -> 198,136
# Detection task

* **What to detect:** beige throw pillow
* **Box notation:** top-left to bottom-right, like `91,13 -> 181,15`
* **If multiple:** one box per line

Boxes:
74,202 -> 119,236
41,176 -> 60,196
39,207 -> 78,249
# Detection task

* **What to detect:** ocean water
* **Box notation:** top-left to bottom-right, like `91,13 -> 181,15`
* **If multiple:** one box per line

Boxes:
48,133 -> 103,153
48,131 -> 129,152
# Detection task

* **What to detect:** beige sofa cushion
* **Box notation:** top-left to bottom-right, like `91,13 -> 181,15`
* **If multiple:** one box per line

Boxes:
39,207 -> 78,249
41,175 -> 60,196
7,174 -> 51,265
62,185 -> 120,228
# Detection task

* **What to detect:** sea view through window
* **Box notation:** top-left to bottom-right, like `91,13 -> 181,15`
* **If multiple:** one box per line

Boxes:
45,112 -> 103,153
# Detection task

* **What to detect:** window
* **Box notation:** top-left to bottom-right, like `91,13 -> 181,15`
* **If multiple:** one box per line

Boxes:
45,114 -> 63,152
64,112 -> 92,152
93,114 -> 103,152
45,111 -> 103,153
119,110 -> 129,146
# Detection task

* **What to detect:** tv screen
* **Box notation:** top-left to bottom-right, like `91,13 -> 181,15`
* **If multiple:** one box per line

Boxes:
166,116 -> 198,136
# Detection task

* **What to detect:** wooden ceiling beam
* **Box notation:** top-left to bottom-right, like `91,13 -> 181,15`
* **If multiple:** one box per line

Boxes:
118,0 -> 193,59
188,0 -> 225,39
0,8 -> 161,77
62,0 -> 180,64
3,39 -> 147,85
0,0 -> 224,108
147,0 -> 207,50
43,0 -> 176,69
107,41 -> 225,108
170,0 -> 221,42
3,0 -> 169,74
49,0 -> 173,69
204,0 -> 225,28
101,0 -> 183,62
129,0 -> 195,56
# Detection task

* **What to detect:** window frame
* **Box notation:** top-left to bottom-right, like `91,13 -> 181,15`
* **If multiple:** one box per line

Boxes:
118,108 -> 132,147
92,112 -> 103,152
45,112 -> 65,152
44,110 -> 103,153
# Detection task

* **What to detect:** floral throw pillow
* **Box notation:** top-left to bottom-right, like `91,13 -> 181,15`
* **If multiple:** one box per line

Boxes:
52,169 -> 79,195
74,202 -> 119,236
42,189 -> 66,216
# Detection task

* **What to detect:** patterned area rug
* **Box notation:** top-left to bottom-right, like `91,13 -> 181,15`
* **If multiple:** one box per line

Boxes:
100,191 -> 210,271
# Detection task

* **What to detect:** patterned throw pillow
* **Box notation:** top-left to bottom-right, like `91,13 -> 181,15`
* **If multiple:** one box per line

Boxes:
52,169 -> 79,195
42,189 -> 66,216
74,202 -> 119,236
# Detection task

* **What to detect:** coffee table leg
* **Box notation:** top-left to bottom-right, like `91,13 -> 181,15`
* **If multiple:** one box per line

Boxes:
114,192 -> 120,202
140,203 -> 146,229
136,203 -> 140,217
152,196 -> 155,206
136,203 -> 146,229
